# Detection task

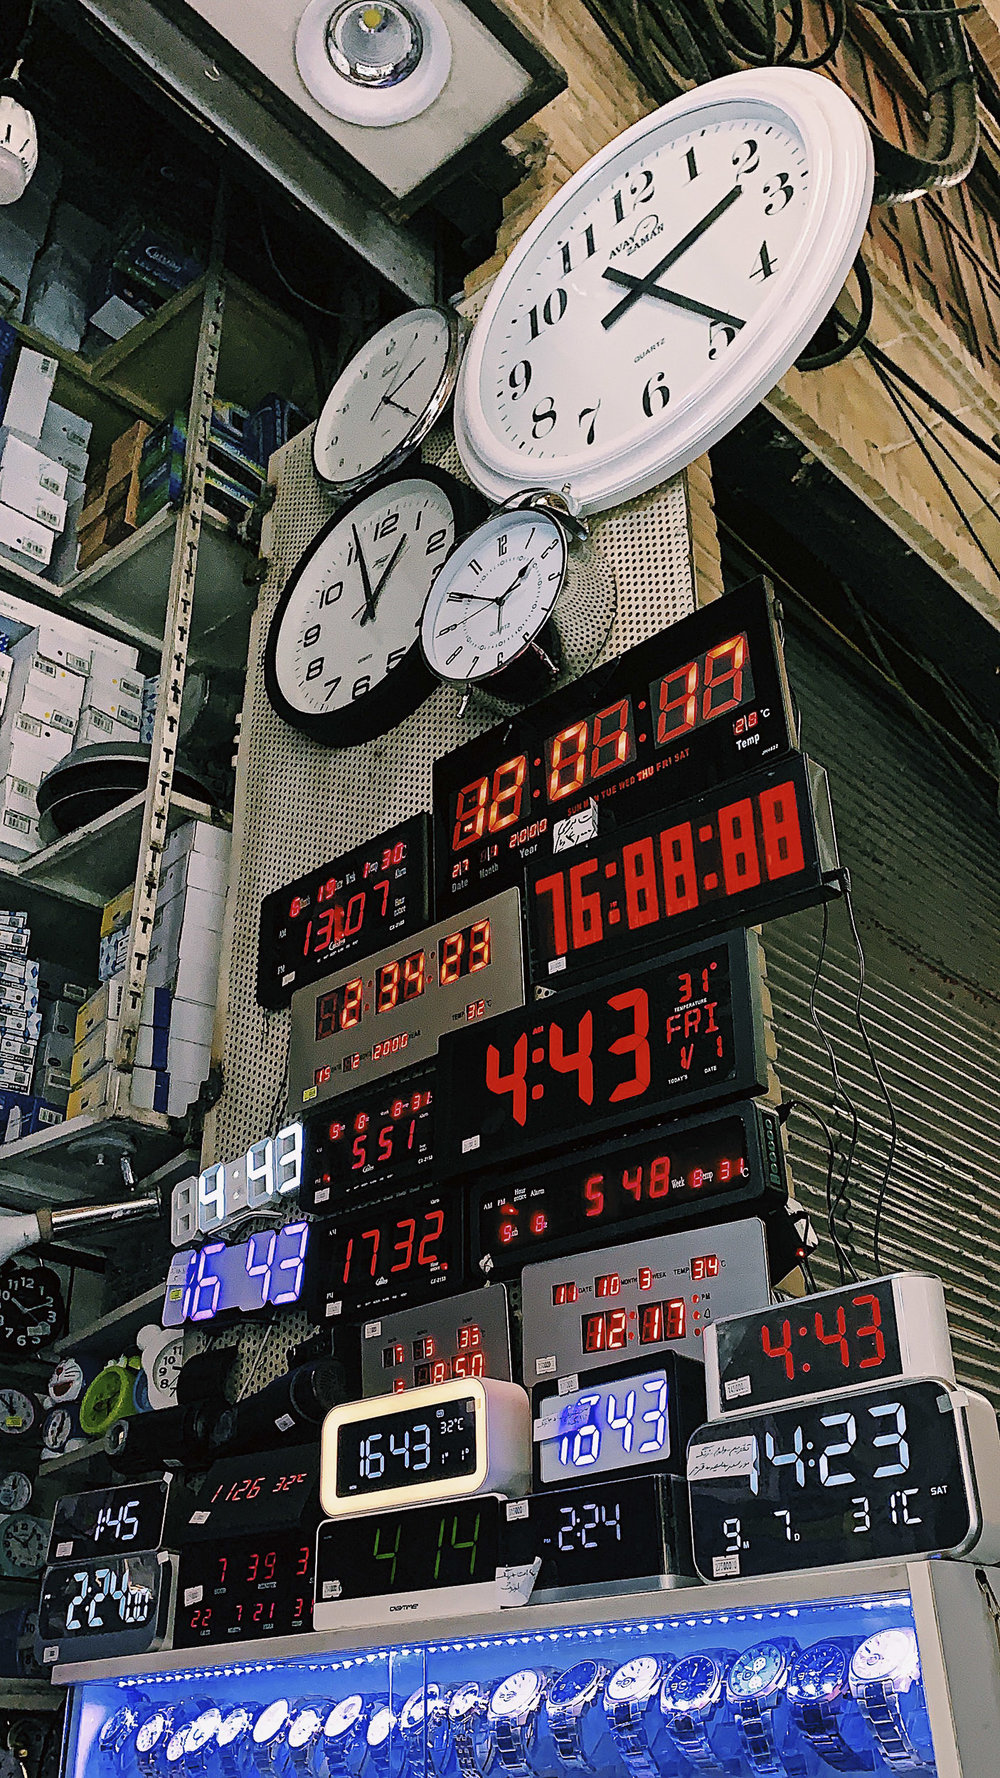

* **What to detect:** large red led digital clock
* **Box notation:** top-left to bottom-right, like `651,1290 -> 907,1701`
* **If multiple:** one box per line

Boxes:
437,930 -> 768,1174
431,579 -> 795,914
527,754 -> 839,989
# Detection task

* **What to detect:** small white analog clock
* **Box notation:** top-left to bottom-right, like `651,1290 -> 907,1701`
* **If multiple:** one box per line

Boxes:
455,68 -> 873,512
265,468 -> 485,746
420,505 -> 565,689
137,1324 -> 185,1412
314,305 -> 465,492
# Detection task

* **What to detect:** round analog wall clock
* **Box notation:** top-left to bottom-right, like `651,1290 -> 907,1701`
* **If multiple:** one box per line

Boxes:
313,305 -> 465,493
264,467 -> 486,746
454,68 -> 874,513
0,1259 -> 65,1354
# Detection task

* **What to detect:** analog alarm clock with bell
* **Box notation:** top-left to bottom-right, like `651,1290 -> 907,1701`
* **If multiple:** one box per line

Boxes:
454,68 -> 873,512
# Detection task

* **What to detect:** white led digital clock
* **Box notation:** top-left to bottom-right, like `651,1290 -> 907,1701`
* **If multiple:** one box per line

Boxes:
319,1376 -> 531,1517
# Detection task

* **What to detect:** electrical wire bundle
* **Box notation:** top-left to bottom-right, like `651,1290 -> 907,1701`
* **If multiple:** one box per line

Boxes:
585,0 -> 978,203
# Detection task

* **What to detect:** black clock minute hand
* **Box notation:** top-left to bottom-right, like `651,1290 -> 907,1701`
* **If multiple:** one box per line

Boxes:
600,183 -> 744,330
360,534 -> 408,625
352,524 -> 377,624
601,272 -> 745,333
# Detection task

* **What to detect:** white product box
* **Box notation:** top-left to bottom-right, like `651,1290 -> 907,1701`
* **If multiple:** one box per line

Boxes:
158,843 -> 228,908
147,916 -> 223,1002
3,713 -> 75,784
74,978 -> 171,1044
38,401 -> 91,478
4,349 -> 57,442
0,808 -> 38,856
0,926 -> 29,955
0,1033 -> 36,1063
0,1010 -> 42,1040
30,624 -> 95,677
0,657 -> 13,720
0,955 -> 38,985
166,1036 -> 211,1082
166,997 -> 213,1049
129,1066 -> 169,1114
11,649 -> 87,728
85,655 -> 144,710
76,707 -> 136,746
0,981 -> 38,1011
0,466 -> 67,532
0,594 -> 139,670
163,819 -> 231,869
0,1059 -> 33,1090
0,776 -> 37,824
167,1076 -> 204,1118
0,432 -> 69,499
0,502 -> 54,568
0,911 -> 27,928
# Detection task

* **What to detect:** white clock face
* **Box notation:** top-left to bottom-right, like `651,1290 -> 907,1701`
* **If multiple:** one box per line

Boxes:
314,306 -> 462,491
0,1512 -> 45,1571
0,1471 -> 30,1511
456,69 -> 873,512
420,510 -> 565,683
152,1338 -> 184,1397
265,472 -> 476,745
187,1710 -> 222,1753
325,1698 -> 364,1739
254,1702 -> 291,1746
288,1709 -> 323,1750
851,1629 -> 916,1682
607,1657 -> 660,1701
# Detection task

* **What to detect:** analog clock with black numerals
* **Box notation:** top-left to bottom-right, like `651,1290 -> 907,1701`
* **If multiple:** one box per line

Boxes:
264,468 -> 487,746
0,1512 -> 48,1577
0,1258 -> 65,1353
0,1387 -> 37,1441
455,68 -> 873,513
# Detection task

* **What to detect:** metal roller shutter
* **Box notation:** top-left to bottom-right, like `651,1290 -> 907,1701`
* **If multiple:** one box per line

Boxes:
763,613 -> 1000,1401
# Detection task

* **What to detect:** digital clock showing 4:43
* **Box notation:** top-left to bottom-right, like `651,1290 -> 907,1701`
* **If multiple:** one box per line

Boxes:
527,754 -> 840,988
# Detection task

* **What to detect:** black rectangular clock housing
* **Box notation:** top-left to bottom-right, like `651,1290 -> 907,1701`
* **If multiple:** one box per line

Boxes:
183,1447 -> 319,1539
437,928 -> 769,1175
307,1187 -> 467,1322
501,1475 -> 694,1601
174,1531 -> 314,1647
257,815 -> 431,1010
300,1065 -> 436,1215
432,579 -> 795,914
36,1550 -> 175,1667
527,754 -> 840,990
471,1101 -> 787,1277
47,1480 -> 171,1563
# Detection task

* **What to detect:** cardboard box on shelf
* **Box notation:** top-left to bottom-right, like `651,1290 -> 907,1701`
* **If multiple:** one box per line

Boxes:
0,501 -> 54,569
0,468 -> 67,533
0,910 -> 27,929
164,818 -> 231,867
66,1061 -> 111,1119
42,997 -> 82,1041
0,980 -> 38,1011
0,432 -> 69,500
129,1065 -> 169,1114
71,1015 -> 167,1085
75,978 -> 170,1044
167,997 -> 213,1049
0,1031 -> 36,1063
3,348 -> 57,442
10,643 -> 87,725
76,707 -> 137,745
86,420 -> 151,501
0,1087 -> 62,1141
0,810 -> 38,857
0,955 -> 38,985
100,883 -> 134,939
39,402 -> 92,479
85,658 -> 143,710
147,918 -> 223,1003
2,715 -> 75,788
0,777 -> 37,831
36,1028 -> 72,1074
0,1010 -> 42,1041
37,962 -> 89,1004
0,1058 -> 34,1090
0,656 -> 13,718
0,925 -> 29,957
27,618 -> 136,675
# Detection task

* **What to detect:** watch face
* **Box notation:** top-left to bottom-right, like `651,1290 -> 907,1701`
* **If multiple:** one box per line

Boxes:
48,1357 -> 84,1402
0,1471 -> 31,1511
324,1698 -> 365,1740
314,306 -> 463,491
137,1711 -> 172,1755
400,1687 -> 440,1734
0,1513 -> 46,1572
419,509 -> 566,684
0,1259 -> 64,1352
547,1662 -> 603,1711
727,1642 -> 792,1701
218,1708 -> 255,1749
661,1653 -> 727,1714
288,1707 -> 325,1750
187,1710 -> 223,1753
850,1628 -> 918,1686
455,68 -> 873,513
164,1730 -> 190,1765
0,1387 -> 35,1436
265,471 -> 480,746
606,1657 -> 663,1704
449,1684 -> 485,1724
366,1708 -> 395,1750
253,1701 -> 292,1746
100,1705 -> 145,1753
788,1641 -> 851,1704
491,1671 -> 544,1717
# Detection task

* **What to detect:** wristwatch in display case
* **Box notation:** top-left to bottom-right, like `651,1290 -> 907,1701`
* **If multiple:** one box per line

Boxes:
323,1696 -> 377,1776
602,1657 -> 673,1778
216,1706 -> 265,1778
286,1702 -> 331,1776
98,1703 -> 149,1767
135,1708 -> 180,1778
448,1682 -> 494,1778
365,1704 -> 399,1778
659,1651 -> 737,1773
400,1686 -> 446,1774
849,1629 -> 929,1771
545,1662 -> 609,1770
787,1640 -> 864,1772
250,1700 -> 294,1773
487,1670 -> 553,1778
726,1639 -> 800,1776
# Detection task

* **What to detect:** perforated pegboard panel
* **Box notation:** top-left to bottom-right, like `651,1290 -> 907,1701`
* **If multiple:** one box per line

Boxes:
202,421 -> 694,1392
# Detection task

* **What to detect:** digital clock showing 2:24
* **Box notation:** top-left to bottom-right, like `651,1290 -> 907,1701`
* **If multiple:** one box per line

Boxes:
688,1379 -> 976,1580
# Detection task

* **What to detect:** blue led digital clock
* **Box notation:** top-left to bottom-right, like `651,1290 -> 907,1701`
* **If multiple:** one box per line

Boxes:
162,1222 -> 311,1327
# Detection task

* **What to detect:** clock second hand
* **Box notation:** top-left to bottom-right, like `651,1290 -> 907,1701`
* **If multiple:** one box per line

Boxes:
600,183 -> 744,330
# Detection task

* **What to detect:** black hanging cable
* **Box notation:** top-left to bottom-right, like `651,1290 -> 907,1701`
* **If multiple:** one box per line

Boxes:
797,253 -> 875,370
788,1096 -> 847,1278
841,885 -> 900,1273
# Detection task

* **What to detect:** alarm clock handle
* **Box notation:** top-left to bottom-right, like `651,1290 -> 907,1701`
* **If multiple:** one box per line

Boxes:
497,489 -> 589,546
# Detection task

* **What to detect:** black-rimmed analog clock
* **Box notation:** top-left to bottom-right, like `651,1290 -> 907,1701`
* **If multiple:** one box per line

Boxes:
264,467 -> 486,746
0,1259 -> 65,1353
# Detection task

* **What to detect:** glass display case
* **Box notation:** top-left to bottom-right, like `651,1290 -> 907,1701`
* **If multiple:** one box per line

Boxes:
51,1562 -> 1000,1778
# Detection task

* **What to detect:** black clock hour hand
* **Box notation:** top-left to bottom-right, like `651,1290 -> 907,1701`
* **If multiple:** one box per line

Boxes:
352,524 -> 377,624
600,183 -> 744,330
600,270 -> 745,332
360,534 -> 408,625
499,562 -> 533,602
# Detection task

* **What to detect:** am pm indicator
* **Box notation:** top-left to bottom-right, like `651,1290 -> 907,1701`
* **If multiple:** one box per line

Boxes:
527,754 -> 840,988
432,578 -> 795,912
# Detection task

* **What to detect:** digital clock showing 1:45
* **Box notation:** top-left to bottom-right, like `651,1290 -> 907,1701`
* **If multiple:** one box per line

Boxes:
527,754 -> 840,988
687,1377 -> 1000,1580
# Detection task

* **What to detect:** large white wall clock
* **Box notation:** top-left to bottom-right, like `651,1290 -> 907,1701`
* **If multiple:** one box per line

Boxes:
454,68 -> 874,514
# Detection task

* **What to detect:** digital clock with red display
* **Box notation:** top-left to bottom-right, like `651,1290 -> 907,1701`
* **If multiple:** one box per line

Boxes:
307,1188 -> 465,1321
287,888 -> 524,1111
437,930 -> 768,1174
472,1101 -> 786,1276
257,815 -> 430,1009
300,1067 -> 436,1214
184,1446 -> 319,1537
174,1533 -> 314,1646
705,1274 -> 955,1417
360,1285 -> 513,1395
528,755 -> 839,988
431,579 -> 794,912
